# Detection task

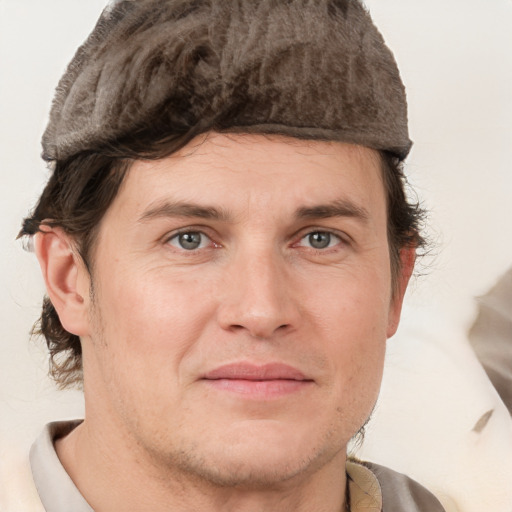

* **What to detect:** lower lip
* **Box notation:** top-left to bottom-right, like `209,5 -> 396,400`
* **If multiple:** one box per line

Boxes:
203,378 -> 312,398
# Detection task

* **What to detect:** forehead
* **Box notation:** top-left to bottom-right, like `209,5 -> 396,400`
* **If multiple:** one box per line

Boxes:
111,133 -> 386,222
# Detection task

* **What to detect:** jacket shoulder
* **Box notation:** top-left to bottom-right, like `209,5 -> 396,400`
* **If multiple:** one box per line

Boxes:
364,461 -> 447,512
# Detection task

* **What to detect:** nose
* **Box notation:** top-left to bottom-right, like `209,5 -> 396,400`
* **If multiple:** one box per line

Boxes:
216,248 -> 301,339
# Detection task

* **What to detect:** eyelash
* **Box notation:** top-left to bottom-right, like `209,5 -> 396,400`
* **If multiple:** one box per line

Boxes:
165,229 -> 219,251
164,227 -> 348,253
294,230 -> 344,251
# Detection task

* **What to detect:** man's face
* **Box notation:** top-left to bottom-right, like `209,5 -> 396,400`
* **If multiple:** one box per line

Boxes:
78,133 -> 408,487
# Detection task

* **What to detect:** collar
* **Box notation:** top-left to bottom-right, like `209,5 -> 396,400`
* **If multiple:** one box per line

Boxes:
30,421 -> 93,512
346,459 -> 383,511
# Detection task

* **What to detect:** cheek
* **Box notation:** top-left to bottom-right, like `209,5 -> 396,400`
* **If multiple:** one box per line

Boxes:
90,267 -> 218,382
308,266 -> 390,407
308,259 -> 391,341
86,271 -> 220,429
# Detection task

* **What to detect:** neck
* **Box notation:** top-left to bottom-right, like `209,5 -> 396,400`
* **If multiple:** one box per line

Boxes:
55,417 -> 348,512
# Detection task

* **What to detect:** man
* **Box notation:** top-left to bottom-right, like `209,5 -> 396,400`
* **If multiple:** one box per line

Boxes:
20,0 -> 445,510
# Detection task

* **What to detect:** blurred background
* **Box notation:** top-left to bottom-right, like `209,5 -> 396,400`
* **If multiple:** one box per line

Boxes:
1,1 -> 511,510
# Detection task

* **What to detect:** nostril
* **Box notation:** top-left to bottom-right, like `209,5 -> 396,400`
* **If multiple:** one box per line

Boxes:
226,322 -> 291,339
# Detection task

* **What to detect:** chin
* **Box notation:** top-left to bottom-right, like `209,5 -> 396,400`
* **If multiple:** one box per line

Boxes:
177,450 -> 316,490
168,420 -> 345,489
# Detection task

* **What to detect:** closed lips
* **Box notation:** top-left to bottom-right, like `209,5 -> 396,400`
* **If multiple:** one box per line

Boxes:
202,362 -> 312,381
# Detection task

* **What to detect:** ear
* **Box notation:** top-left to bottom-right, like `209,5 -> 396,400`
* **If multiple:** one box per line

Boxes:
34,227 -> 91,337
386,245 -> 416,338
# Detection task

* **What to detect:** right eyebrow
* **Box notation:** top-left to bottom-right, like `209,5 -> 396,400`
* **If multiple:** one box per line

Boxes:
137,200 -> 232,223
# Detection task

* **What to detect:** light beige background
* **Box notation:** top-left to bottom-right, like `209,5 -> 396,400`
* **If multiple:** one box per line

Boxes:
1,1 -> 511,511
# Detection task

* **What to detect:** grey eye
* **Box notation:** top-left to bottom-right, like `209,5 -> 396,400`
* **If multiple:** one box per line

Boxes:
308,232 -> 332,249
169,232 -> 207,250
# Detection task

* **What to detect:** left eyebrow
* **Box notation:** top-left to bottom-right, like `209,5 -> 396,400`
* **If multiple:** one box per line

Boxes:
295,199 -> 370,223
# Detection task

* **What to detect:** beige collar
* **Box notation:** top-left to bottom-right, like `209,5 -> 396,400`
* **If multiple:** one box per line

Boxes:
346,460 -> 383,511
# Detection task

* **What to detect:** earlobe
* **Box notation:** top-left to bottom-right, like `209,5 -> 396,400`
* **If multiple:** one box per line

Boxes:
34,227 -> 91,337
386,245 -> 416,338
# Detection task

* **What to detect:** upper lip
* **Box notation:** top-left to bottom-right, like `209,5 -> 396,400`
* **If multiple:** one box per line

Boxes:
203,363 -> 311,381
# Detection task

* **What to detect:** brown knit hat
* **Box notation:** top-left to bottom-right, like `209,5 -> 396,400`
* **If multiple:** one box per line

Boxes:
42,0 -> 412,162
